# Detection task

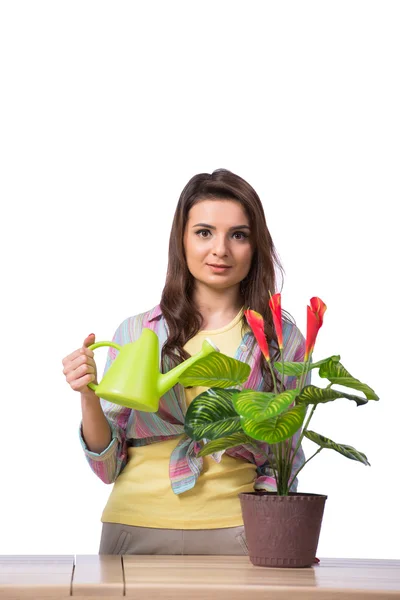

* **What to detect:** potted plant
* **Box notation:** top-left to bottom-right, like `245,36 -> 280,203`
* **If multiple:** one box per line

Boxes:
181,294 -> 379,568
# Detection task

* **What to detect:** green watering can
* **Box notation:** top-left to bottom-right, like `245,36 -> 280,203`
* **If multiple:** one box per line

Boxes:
87,328 -> 219,412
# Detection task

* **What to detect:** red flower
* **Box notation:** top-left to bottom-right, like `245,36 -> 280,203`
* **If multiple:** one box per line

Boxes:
305,297 -> 327,360
244,309 -> 270,362
269,292 -> 283,350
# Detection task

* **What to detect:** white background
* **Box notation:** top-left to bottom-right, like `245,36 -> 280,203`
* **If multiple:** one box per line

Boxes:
1,1 -> 399,558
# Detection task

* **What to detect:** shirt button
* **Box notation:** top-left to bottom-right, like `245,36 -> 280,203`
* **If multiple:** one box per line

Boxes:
240,344 -> 247,351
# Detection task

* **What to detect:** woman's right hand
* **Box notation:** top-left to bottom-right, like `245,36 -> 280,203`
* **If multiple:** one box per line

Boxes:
62,334 -> 98,395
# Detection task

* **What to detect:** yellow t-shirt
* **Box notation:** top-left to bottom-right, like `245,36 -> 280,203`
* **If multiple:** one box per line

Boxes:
101,307 -> 256,529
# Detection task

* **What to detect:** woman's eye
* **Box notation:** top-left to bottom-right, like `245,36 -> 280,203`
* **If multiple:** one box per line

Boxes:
195,229 -> 211,238
232,231 -> 248,240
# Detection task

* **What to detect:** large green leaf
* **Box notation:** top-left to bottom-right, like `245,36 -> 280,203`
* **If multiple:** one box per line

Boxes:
184,388 -> 242,441
319,359 -> 379,400
274,355 -> 340,376
233,389 -> 298,422
197,433 -> 251,457
273,361 -> 309,377
297,385 -> 368,407
304,430 -> 370,466
241,404 -> 307,444
178,353 -> 250,388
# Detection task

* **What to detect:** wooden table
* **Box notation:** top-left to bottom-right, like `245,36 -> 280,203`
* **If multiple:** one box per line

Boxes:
1,555 -> 399,599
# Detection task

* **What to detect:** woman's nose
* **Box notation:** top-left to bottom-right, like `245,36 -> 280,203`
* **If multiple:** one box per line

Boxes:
212,235 -> 228,257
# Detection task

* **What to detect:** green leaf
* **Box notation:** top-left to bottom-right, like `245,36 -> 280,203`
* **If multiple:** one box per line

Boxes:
274,355 -> 340,376
304,430 -> 370,466
311,355 -> 341,368
178,353 -> 250,388
319,359 -> 379,400
241,404 -> 307,444
297,385 -> 368,407
232,389 -> 299,422
184,388 -> 242,441
273,361 -> 309,376
197,433 -> 251,457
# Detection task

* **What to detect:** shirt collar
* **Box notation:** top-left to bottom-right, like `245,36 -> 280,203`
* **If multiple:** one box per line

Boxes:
146,304 -> 163,322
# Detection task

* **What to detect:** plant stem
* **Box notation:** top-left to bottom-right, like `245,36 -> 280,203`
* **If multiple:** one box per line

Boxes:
288,404 -> 317,475
298,355 -> 312,390
275,444 -> 282,489
277,442 -> 288,495
283,438 -> 290,466
283,439 -> 291,492
274,440 -> 292,496
267,360 -> 278,395
302,404 -> 317,438
270,452 -> 279,493
279,348 -> 284,393
288,447 -> 323,490
295,353 -> 309,392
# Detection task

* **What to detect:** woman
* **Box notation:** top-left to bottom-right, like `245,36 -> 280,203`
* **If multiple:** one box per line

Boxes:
62,168 -> 307,556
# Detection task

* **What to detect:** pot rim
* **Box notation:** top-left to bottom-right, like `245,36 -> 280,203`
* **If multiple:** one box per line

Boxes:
239,491 -> 328,499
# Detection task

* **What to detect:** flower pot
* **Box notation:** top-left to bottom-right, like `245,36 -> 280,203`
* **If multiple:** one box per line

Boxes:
238,491 -> 327,568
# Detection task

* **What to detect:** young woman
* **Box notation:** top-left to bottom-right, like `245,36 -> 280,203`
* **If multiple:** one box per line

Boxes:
62,168 -> 307,556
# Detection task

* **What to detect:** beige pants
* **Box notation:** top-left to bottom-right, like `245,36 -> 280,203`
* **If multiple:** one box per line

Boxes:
99,522 -> 249,555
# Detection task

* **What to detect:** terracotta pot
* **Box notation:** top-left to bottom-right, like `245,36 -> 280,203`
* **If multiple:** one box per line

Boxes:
238,491 -> 327,568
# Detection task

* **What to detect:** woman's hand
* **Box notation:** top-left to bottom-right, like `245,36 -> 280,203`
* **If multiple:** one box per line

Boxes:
62,334 -> 98,395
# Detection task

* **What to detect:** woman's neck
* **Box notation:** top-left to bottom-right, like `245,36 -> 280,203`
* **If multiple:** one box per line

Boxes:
192,283 -> 244,331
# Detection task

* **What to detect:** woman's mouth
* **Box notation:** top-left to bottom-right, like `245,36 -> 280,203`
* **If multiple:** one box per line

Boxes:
206,264 -> 232,273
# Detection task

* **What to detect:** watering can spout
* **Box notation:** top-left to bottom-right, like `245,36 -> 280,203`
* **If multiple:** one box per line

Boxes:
157,338 -> 219,398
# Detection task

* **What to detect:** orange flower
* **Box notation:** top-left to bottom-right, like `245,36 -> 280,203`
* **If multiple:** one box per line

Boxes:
269,292 -> 283,350
305,297 -> 327,360
244,309 -> 270,362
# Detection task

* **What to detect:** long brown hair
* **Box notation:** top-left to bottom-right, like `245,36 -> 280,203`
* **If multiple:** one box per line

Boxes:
160,168 -> 290,390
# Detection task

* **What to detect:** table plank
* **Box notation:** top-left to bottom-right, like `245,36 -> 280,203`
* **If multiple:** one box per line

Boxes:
1,555 -> 399,599
0,555 -> 74,599
71,555 -> 124,597
123,556 -> 400,599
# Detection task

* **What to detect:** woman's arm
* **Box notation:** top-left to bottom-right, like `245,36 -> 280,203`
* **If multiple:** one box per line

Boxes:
78,318 -> 135,484
81,390 -> 112,453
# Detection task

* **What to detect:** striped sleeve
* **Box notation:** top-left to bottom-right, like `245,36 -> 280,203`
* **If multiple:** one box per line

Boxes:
78,316 -> 140,484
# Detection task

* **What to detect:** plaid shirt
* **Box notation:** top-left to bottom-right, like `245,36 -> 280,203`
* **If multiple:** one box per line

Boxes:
79,304 -> 309,494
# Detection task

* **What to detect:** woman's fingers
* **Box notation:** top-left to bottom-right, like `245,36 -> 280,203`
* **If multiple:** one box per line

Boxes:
83,333 -> 96,348
63,352 -> 95,375
69,372 -> 96,392
62,333 -> 98,393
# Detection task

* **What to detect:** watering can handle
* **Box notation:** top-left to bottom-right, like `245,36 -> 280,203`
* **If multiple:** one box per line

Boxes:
86,341 -> 122,392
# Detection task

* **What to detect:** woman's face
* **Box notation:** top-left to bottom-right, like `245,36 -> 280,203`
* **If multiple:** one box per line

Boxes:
183,199 -> 253,291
